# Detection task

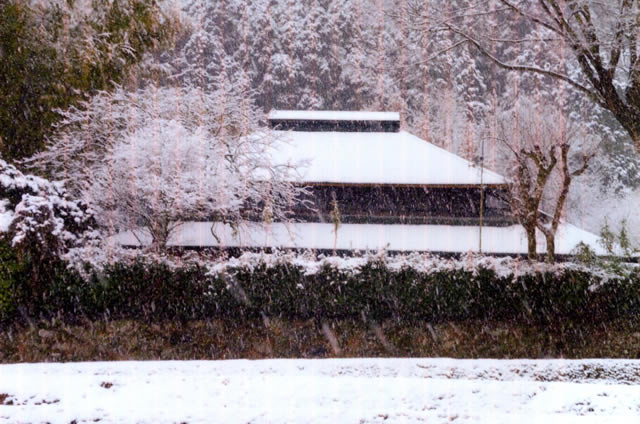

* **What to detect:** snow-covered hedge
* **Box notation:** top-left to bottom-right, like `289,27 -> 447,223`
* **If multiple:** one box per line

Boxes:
207,250 -> 627,280
201,252 -> 640,323
5,251 -> 637,325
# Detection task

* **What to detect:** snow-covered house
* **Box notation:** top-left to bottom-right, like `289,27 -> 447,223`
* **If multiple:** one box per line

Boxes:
116,110 -> 605,255
267,110 -> 513,228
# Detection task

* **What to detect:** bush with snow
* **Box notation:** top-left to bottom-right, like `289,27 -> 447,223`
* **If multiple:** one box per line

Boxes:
0,159 -> 97,254
0,159 -> 97,316
1,249 -> 634,325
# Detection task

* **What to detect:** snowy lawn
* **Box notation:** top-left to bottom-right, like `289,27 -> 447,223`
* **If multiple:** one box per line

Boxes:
1,358 -> 640,423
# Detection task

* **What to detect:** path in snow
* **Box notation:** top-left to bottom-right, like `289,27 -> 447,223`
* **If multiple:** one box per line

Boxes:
1,358 -> 640,423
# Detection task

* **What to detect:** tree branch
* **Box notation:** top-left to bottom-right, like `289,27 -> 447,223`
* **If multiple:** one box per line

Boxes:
445,24 -> 606,107
497,0 -> 562,35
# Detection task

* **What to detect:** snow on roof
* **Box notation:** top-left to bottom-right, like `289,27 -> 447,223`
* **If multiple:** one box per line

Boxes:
268,110 -> 400,122
270,130 -> 506,185
115,221 -> 606,256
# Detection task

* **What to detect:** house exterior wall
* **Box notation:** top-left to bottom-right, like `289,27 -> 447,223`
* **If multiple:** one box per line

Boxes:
289,184 -> 514,226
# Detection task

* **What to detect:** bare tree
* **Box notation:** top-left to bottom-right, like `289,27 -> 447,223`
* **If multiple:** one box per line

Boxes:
499,98 -> 597,262
28,82 -> 306,252
406,0 -> 640,152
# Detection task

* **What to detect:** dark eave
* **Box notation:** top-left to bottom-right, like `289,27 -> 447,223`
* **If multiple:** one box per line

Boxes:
268,119 -> 400,133
294,181 -> 509,189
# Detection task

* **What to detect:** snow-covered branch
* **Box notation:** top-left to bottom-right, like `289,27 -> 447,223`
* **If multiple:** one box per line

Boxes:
29,81 -> 306,252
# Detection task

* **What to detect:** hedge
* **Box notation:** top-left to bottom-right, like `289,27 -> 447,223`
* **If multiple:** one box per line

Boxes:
2,254 -> 639,326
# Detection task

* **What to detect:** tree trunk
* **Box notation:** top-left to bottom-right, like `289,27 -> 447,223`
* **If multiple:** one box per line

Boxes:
544,233 -> 555,264
149,219 -> 170,253
525,224 -> 537,260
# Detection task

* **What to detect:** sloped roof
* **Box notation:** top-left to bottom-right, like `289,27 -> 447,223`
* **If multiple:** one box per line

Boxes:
270,130 -> 506,185
115,221 -> 606,255
268,110 -> 400,122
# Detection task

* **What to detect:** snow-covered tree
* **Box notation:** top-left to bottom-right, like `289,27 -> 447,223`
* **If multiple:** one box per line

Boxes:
406,0 -> 640,153
28,83 -> 305,251
498,98 -> 598,262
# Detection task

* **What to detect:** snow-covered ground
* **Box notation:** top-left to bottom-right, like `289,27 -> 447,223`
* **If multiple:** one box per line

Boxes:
2,359 -> 640,423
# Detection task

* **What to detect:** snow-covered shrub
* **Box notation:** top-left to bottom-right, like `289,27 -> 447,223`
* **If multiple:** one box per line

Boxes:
0,239 -> 23,320
571,242 -> 598,267
0,159 -> 97,316
7,250 -> 636,325
0,159 -> 97,255
586,219 -> 640,278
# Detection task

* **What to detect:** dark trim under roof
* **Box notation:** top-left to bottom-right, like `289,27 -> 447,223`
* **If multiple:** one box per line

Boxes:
294,182 -> 509,189
268,119 -> 400,132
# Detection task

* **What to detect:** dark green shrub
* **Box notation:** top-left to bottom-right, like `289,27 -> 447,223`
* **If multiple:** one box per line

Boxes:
0,239 -> 22,321
3,253 -> 640,327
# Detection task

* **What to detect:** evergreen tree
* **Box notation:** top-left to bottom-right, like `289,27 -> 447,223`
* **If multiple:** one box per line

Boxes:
0,0 -> 180,161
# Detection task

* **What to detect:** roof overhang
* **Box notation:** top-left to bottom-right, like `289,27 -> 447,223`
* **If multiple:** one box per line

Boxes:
293,182 -> 509,189
268,110 -> 400,121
